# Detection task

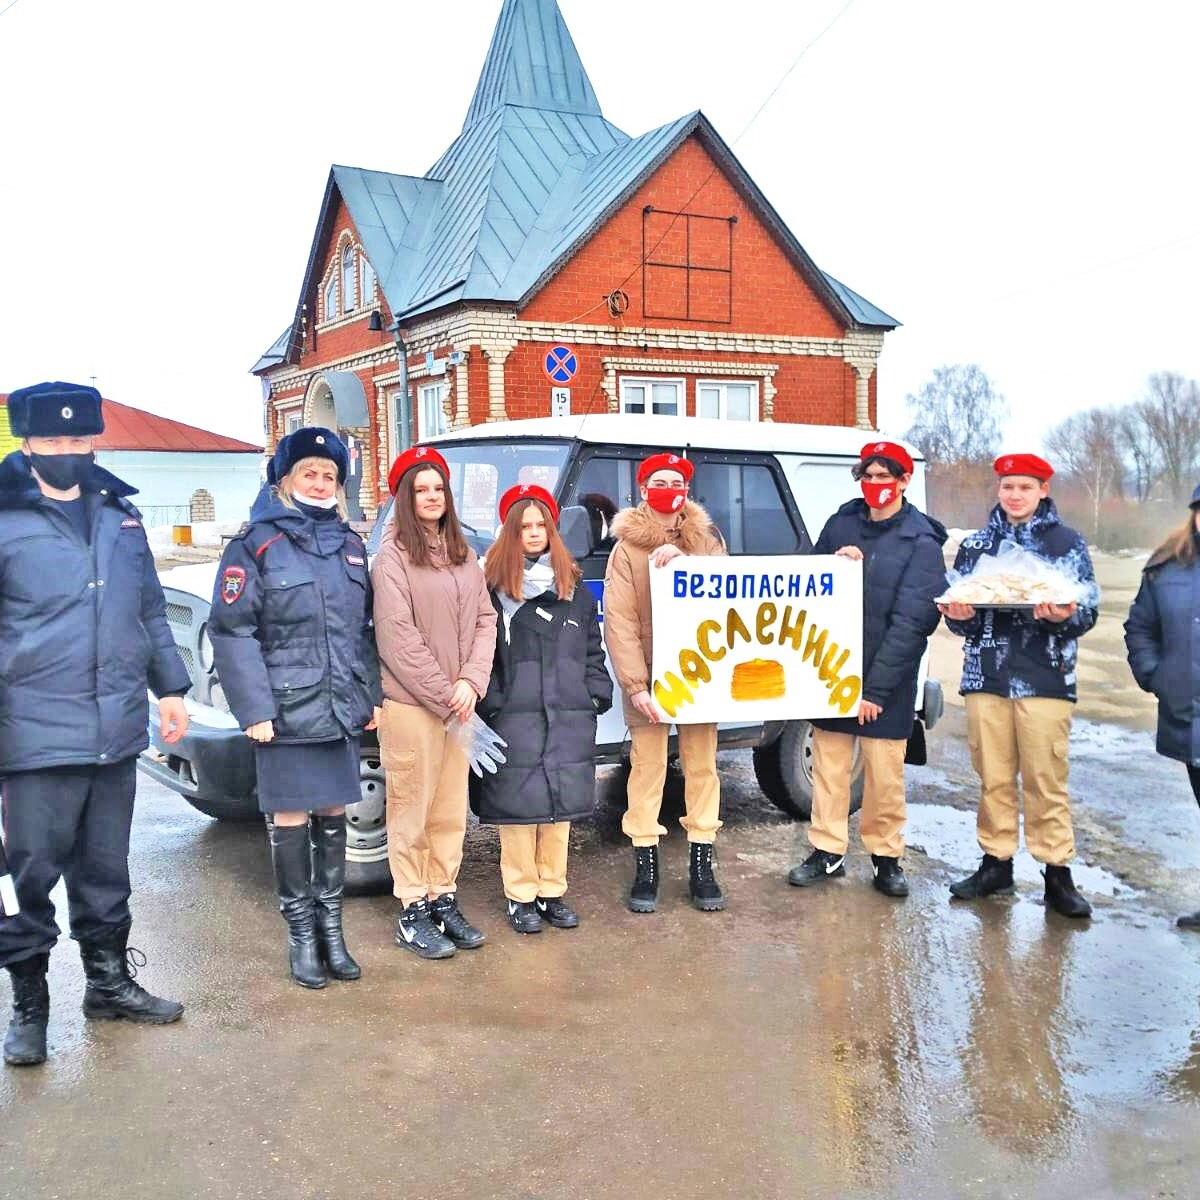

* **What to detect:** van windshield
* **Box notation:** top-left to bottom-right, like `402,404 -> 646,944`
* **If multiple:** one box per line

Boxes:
365,439 -> 573,557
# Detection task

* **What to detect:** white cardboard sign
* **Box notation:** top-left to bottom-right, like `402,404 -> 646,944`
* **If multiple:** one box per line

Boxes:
648,555 -> 864,724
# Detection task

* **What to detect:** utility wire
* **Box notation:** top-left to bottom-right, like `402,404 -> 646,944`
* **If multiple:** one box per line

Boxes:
0,0 -> 25,18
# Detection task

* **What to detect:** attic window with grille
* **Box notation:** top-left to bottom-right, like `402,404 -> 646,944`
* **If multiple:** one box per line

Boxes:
323,274 -> 338,324
341,245 -> 357,313
641,207 -> 734,323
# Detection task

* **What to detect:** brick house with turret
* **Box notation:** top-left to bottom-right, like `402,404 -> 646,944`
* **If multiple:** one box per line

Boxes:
252,0 -> 898,517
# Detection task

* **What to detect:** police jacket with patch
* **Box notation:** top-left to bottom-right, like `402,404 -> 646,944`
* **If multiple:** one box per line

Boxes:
945,500 -> 1098,702
0,452 -> 191,773
208,493 -> 382,743
1124,539 -> 1200,766
809,498 -> 947,741
477,584 -> 612,825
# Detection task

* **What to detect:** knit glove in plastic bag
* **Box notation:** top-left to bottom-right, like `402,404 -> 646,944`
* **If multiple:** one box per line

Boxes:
444,713 -> 508,777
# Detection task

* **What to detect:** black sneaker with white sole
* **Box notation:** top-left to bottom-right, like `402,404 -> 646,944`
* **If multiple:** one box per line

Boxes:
430,893 -> 487,948
787,848 -> 846,887
507,900 -> 543,934
395,899 -> 456,959
536,896 -> 579,928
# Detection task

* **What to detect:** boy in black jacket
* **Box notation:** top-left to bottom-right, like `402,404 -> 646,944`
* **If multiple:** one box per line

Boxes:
788,441 -> 946,898
940,453 -> 1098,918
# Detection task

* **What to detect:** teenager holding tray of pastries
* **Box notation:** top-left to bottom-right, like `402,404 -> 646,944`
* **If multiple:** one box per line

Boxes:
939,453 -> 1099,918
787,441 -> 947,898
603,451 -> 728,913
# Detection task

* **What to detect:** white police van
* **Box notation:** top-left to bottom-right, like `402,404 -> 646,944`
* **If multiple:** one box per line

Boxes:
140,414 -> 943,894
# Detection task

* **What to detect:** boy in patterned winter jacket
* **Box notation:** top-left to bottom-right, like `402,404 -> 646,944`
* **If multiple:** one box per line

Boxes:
939,453 -> 1099,918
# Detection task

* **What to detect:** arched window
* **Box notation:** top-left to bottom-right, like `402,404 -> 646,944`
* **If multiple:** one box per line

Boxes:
341,244 -> 356,313
323,274 -> 337,323
360,255 -> 376,305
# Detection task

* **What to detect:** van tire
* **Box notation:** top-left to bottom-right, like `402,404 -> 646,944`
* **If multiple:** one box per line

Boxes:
752,720 -> 863,821
344,748 -> 392,896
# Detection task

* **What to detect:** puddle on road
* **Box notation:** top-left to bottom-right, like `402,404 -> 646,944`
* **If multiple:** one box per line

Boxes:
905,803 -> 1135,898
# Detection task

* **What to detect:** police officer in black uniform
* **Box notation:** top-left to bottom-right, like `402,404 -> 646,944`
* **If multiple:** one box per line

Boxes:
0,381 -> 191,1067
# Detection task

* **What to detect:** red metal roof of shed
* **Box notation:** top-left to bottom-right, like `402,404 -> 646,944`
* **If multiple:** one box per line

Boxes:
0,395 -> 262,454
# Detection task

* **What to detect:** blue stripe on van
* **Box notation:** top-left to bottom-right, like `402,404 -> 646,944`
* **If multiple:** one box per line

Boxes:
584,578 -> 604,622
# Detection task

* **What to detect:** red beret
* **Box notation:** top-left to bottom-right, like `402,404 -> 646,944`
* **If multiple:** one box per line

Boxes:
498,483 -> 559,525
387,445 -> 450,495
994,453 -> 1054,482
637,452 -> 694,486
860,440 -> 914,476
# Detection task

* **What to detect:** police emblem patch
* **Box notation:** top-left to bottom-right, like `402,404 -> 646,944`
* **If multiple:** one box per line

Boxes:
120,517 -> 141,529
221,566 -> 247,604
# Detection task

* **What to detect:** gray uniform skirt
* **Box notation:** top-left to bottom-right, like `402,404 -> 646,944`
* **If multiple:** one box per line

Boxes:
254,736 -> 361,814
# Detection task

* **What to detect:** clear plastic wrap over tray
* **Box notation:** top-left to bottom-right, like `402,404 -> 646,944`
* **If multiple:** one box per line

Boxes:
936,541 -> 1098,609
444,712 -> 508,777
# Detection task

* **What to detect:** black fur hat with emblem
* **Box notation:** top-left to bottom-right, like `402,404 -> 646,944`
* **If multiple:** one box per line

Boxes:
271,426 -> 348,486
7,381 -> 105,438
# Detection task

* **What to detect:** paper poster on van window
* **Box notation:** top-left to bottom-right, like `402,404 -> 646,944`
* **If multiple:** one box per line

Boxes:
649,556 -> 864,724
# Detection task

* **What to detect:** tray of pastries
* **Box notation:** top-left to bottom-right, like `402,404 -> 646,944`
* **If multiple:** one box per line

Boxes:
936,572 -> 1076,608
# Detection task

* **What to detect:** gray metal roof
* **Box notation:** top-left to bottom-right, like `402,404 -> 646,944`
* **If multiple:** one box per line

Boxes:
258,0 -> 897,367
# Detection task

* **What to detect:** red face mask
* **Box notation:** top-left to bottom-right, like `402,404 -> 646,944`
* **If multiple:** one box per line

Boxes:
646,486 -> 687,515
861,479 -> 899,510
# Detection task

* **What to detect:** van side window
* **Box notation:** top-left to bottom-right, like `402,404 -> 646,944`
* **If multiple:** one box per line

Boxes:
691,462 -> 801,554
567,455 -> 636,550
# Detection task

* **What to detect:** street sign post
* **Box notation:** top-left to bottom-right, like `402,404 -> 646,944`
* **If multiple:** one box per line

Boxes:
551,387 -> 571,417
543,345 -> 579,385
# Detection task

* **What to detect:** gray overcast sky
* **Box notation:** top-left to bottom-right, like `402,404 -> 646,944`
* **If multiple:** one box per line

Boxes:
2,0 -> 1196,451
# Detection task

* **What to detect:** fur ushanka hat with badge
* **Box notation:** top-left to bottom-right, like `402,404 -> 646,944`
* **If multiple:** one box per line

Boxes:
271,427 -> 349,485
7,381 -> 105,437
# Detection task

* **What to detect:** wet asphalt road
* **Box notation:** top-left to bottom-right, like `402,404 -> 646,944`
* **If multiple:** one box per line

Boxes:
4,707 -> 1200,1200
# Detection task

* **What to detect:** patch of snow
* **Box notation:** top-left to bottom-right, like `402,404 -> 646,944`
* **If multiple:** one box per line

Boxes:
145,521 -> 241,553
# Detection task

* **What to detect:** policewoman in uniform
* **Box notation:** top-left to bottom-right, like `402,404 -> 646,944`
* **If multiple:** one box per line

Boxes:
603,451 -> 728,914
940,453 -> 1098,918
0,382 -> 190,1067
372,446 -> 497,959
208,429 -> 381,988
479,485 -> 612,934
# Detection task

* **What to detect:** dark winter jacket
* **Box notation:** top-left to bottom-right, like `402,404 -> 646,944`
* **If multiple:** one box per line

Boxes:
0,451 -> 191,773
477,584 -> 612,824
1124,542 -> 1200,766
809,498 -> 947,741
945,500 -> 1098,702
208,493 -> 382,743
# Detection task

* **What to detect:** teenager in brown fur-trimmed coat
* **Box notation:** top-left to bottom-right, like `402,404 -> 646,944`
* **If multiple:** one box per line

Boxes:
603,452 -> 727,914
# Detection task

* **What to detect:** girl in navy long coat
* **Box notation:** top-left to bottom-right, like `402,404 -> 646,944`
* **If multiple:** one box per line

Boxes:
479,485 -> 612,934
209,428 -> 381,988
1125,488 -> 1200,927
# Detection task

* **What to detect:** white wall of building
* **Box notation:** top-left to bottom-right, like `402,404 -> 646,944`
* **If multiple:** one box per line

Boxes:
94,450 -> 265,526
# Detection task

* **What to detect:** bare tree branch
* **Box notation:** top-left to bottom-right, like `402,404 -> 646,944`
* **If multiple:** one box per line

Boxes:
904,364 -> 1007,465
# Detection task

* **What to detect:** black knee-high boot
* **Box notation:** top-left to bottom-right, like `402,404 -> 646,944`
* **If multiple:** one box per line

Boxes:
310,815 -> 361,981
269,821 -> 326,989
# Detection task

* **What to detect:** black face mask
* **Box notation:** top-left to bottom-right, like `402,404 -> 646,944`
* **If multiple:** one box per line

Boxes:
28,452 -> 94,491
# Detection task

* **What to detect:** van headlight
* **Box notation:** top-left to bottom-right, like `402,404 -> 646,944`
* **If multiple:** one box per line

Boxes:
199,624 -> 215,673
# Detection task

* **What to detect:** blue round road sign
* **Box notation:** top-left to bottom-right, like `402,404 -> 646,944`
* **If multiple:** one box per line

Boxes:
543,345 -> 579,384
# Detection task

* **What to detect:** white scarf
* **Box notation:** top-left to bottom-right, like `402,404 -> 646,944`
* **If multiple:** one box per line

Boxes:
497,556 -> 557,641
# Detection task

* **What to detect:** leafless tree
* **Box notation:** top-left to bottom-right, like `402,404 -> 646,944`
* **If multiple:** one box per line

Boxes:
904,364 -> 1007,465
1131,372 -> 1200,503
1044,408 -> 1125,541
1115,402 -> 1159,503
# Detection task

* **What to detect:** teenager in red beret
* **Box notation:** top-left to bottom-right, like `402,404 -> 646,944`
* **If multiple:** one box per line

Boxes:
477,486 -> 612,933
603,451 -> 729,913
371,447 -> 497,958
788,440 -> 946,898
939,453 -> 1099,918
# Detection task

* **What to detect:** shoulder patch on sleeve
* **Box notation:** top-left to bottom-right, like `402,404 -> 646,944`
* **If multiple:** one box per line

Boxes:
120,517 -> 142,529
221,565 -> 247,604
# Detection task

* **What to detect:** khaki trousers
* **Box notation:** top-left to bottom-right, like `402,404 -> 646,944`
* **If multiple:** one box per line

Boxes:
809,728 -> 908,858
623,723 -> 722,846
379,699 -> 469,905
498,823 -> 570,903
964,693 -> 1075,865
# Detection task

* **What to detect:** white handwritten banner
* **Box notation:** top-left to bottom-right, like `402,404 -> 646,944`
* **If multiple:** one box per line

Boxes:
649,555 -> 864,724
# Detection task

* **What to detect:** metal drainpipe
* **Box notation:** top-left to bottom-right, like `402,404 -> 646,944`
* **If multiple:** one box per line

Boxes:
391,324 -> 411,451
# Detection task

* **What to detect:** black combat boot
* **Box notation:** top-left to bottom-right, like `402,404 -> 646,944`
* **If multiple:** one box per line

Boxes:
269,821 -> 326,989
79,923 -> 185,1022
536,896 -> 579,929
430,893 -> 486,949
1043,864 -> 1092,919
871,855 -> 909,898
628,845 -> 659,913
787,848 -> 846,887
689,842 -> 726,912
948,854 -> 1014,900
4,953 -> 49,1066
395,899 -> 456,959
310,815 -> 361,981
506,900 -> 543,935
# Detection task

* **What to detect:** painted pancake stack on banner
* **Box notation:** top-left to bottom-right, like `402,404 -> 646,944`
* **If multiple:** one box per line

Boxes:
649,556 -> 864,724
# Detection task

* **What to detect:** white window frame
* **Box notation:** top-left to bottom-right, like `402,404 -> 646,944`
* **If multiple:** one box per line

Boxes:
696,379 -> 759,422
418,382 -> 447,440
618,376 -> 684,418
322,274 -> 337,324
360,256 -> 376,306
341,244 -> 357,313
283,408 -> 303,435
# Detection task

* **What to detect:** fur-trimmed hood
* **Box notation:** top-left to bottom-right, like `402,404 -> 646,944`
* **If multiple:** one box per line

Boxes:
610,500 -> 723,554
